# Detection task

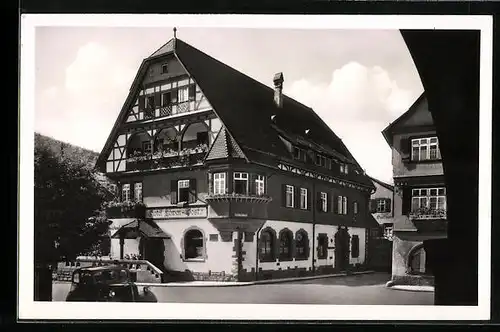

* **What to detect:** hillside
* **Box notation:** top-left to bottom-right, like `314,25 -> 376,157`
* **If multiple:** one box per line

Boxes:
34,133 -> 116,195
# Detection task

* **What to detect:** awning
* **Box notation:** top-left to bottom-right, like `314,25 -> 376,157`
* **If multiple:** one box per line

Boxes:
111,219 -> 170,239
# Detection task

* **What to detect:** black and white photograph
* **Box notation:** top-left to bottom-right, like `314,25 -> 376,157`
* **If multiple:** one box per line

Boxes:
19,14 -> 492,321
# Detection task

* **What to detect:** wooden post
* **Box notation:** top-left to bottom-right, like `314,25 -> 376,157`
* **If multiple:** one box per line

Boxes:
119,235 -> 125,259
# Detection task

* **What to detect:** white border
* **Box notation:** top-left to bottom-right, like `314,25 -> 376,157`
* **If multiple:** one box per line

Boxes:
19,14 -> 493,321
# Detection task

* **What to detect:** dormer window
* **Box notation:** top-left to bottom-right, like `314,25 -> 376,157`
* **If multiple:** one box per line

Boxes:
161,63 -> 168,74
142,141 -> 152,154
340,163 -> 349,174
316,155 -> 326,167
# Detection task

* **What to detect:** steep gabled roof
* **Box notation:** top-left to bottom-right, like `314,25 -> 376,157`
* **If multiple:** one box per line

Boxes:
96,37 -> 374,189
382,92 -> 429,146
369,176 -> 394,192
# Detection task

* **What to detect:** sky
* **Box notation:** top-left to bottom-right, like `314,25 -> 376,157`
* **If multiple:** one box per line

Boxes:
35,27 -> 424,184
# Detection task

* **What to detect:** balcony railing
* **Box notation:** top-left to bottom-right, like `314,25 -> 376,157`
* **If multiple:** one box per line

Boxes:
126,144 -> 208,172
206,193 -> 273,204
409,207 -> 447,220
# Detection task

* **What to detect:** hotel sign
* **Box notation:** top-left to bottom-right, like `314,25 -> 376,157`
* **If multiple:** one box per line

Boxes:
146,207 -> 208,219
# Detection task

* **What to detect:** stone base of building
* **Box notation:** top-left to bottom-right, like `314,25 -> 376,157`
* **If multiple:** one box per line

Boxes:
391,274 -> 434,287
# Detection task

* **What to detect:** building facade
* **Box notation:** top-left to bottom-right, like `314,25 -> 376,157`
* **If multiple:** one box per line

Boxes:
96,35 -> 377,282
366,177 -> 394,272
382,93 -> 447,286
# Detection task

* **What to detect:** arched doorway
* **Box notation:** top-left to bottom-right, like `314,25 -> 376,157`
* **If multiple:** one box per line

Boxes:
139,237 -> 165,272
407,244 -> 431,275
334,227 -> 350,271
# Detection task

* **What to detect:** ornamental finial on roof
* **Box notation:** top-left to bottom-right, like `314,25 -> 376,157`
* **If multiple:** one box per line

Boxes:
173,27 -> 177,39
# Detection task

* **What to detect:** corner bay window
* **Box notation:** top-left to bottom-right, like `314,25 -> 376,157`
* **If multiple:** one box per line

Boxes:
233,172 -> 249,195
411,137 -> 441,161
213,173 -> 226,195
411,187 -> 446,211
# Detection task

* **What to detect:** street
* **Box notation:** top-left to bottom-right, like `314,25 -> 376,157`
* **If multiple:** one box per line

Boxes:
52,272 -> 434,305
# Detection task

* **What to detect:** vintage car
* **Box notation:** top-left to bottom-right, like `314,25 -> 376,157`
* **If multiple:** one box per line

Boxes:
65,265 -> 158,302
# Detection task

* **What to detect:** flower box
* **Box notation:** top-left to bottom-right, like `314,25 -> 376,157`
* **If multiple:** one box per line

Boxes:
105,201 -> 147,219
409,208 -> 447,220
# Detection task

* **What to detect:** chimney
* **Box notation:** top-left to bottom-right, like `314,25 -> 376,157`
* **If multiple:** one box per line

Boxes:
273,72 -> 284,108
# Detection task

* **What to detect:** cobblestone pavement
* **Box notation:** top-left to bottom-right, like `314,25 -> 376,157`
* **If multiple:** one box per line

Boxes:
52,272 -> 434,305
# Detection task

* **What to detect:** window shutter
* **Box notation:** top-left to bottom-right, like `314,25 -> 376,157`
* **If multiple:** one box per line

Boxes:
333,195 -> 338,214
281,184 -> 287,207
307,189 -> 312,210
369,199 -> 377,213
188,179 -> 197,203
154,92 -> 161,108
330,193 -> 335,213
170,180 -> 178,205
400,138 -> 410,160
225,172 -> 229,194
207,172 -> 213,195
326,193 -> 330,212
316,191 -> 322,212
402,187 -> 411,215
138,96 -> 145,111
188,84 -> 196,100
385,198 -> 392,213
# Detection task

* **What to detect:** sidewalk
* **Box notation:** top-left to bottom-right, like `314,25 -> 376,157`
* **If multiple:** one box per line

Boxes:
388,285 -> 434,293
135,270 -> 375,287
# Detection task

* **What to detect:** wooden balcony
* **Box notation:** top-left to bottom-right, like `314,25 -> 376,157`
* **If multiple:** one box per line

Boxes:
126,146 -> 208,172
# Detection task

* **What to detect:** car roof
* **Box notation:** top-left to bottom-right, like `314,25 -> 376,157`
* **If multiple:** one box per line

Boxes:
76,265 -> 128,273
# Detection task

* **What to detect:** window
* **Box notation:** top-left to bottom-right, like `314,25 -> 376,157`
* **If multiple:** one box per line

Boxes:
316,155 -> 326,167
121,184 -> 130,201
213,173 -> 226,195
337,196 -> 348,214
285,185 -> 294,208
161,63 -> 168,74
233,172 -> 249,195
146,96 -> 155,109
411,137 -> 441,161
161,92 -> 172,107
178,86 -> 189,103
142,141 -> 152,154
326,158 -> 332,170
260,230 -> 274,261
320,192 -> 328,212
351,235 -> 360,258
411,187 -> 446,212
184,229 -> 204,260
134,183 -> 143,202
317,234 -> 328,259
279,230 -> 293,260
295,231 -> 308,259
300,188 -> 308,209
177,179 -> 190,203
293,147 -> 302,160
377,199 -> 387,213
353,201 -> 358,214
345,164 -> 349,174
255,175 -> 265,196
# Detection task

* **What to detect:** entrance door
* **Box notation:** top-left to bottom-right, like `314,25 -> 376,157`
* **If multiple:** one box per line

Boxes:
140,238 -> 165,272
334,228 -> 350,271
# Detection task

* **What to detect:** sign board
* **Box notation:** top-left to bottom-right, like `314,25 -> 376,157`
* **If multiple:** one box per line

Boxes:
146,207 -> 208,219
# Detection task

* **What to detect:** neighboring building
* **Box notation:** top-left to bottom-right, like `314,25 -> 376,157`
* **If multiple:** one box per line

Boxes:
366,176 -> 394,272
382,93 -> 447,286
95,33 -> 377,282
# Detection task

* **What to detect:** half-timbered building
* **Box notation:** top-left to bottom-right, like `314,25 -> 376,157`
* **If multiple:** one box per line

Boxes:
382,93 -> 447,286
96,32 -> 377,282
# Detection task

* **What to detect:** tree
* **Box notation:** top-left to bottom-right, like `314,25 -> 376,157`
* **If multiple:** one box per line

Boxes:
34,135 -> 114,299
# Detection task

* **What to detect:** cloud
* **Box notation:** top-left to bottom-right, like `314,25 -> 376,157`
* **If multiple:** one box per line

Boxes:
285,62 -> 418,183
37,42 -> 137,152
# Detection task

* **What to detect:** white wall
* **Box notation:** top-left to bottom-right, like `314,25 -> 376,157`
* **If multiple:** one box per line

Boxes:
349,227 -> 367,265
156,218 -> 234,274
110,238 -> 139,259
314,223 -> 336,269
